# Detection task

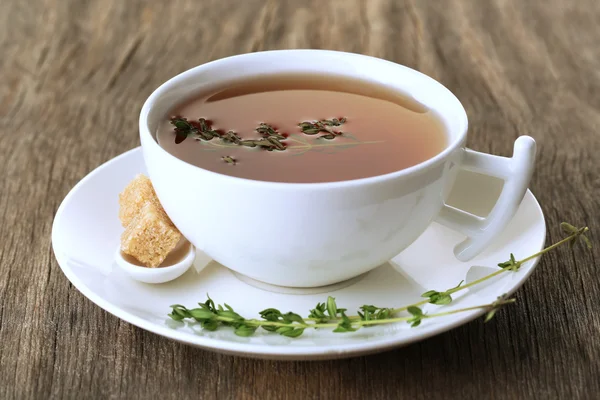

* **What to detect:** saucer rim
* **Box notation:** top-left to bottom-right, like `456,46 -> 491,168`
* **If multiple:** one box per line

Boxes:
51,147 -> 546,360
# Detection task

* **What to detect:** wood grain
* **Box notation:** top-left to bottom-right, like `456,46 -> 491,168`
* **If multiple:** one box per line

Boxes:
1,0 -> 599,398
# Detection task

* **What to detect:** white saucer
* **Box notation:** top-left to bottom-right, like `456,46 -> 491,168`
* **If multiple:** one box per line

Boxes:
51,148 -> 546,360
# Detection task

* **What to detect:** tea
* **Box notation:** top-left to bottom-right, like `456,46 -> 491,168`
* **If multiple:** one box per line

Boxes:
156,74 -> 447,183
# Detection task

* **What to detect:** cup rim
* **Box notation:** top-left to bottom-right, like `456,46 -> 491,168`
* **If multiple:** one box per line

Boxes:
139,49 -> 468,189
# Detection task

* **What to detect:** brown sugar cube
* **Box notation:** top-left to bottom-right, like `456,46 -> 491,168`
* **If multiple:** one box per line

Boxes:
120,201 -> 182,267
118,174 -> 159,227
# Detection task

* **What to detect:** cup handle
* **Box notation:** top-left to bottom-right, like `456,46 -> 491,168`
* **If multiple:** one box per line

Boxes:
435,135 -> 536,261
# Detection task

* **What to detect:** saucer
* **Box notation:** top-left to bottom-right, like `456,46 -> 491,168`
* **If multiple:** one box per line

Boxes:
52,148 -> 546,360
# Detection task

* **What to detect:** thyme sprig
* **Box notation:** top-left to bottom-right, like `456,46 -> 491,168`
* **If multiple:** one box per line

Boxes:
169,296 -> 517,336
170,117 -> 367,157
170,118 -> 288,151
168,223 -> 591,337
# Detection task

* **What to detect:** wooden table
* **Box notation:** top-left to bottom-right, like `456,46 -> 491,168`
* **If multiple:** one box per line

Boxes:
1,0 -> 598,398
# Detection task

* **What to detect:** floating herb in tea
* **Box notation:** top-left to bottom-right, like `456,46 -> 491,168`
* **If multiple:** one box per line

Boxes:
169,117 -> 292,153
298,117 -> 347,140
221,156 -> 236,165
169,116 -> 357,155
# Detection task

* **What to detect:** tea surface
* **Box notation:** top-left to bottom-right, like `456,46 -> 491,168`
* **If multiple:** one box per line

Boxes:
156,74 -> 447,183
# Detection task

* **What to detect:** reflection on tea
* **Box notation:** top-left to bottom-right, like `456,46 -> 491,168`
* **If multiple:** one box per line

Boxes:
156,74 -> 447,183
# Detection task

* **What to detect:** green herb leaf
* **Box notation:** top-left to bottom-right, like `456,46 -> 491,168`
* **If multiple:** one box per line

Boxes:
298,122 -> 312,129
407,306 -> 423,316
260,308 -> 283,320
333,313 -> 357,332
484,309 -> 497,323
266,136 -> 286,150
201,320 -> 219,331
410,319 -> 422,328
168,305 -> 191,320
172,120 -> 190,130
261,325 -> 279,332
282,312 -> 304,325
300,127 -> 321,135
188,309 -> 215,320
170,118 -> 197,143
326,296 -> 338,318
407,306 -> 425,327
581,234 -> 592,249
360,305 -> 378,313
235,325 -> 258,337
280,328 -> 305,338
308,302 -> 328,322
498,253 -> 520,271
204,296 -> 216,311
561,222 -> 579,234
221,156 -> 236,165
319,133 -> 336,140
483,295 -> 515,323
168,312 -> 185,321
376,308 -> 391,319
217,309 -> 244,321
276,326 -> 294,335
332,326 -> 351,333
433,294 -> 452,305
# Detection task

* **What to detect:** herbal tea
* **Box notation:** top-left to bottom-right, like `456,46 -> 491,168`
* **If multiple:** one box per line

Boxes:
156,74 -> 447,183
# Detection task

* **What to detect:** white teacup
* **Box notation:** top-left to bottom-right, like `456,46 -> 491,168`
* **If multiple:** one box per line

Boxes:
140,50 -> 536,288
